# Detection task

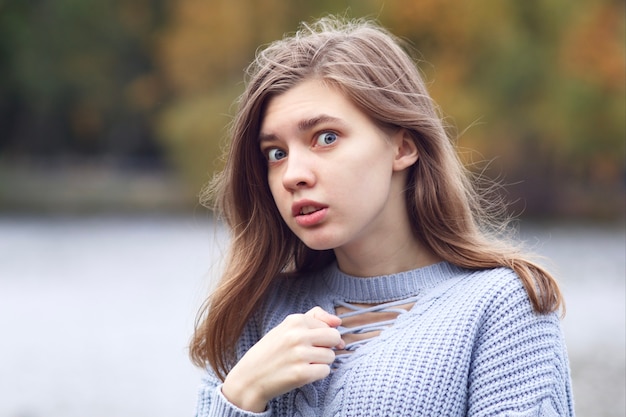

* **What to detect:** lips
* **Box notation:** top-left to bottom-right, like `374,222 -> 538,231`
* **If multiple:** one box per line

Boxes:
292,200 -> 328,227
292,200 -> 326,217
300,205 -> 322,215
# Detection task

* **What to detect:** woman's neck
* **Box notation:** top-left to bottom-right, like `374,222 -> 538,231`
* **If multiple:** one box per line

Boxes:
333,234 -> 441,277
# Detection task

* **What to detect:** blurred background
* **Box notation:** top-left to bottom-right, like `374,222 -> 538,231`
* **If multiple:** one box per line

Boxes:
0,0 -> 624,416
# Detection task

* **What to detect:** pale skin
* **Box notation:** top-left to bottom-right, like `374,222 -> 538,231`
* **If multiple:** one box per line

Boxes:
222,79 -> 441,412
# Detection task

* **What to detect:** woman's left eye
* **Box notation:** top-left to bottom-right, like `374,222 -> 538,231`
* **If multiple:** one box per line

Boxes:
316,132 -> 338,146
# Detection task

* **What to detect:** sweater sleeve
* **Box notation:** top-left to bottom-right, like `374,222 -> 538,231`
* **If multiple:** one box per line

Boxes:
195,372 -> 273,417
195,306 -> 276,417
466,271 -> 575,416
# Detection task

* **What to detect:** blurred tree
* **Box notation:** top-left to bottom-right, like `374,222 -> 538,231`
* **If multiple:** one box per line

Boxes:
0,0 -> 622,217
0,0 -> 167,162
381,0 -> 625,218
154,0 -> 380,195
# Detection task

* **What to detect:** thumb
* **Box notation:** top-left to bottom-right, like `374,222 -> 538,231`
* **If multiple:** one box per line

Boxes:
305,306 -> 342,328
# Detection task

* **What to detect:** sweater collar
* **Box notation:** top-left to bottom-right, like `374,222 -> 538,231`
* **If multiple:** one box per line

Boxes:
321,261 -> 464,303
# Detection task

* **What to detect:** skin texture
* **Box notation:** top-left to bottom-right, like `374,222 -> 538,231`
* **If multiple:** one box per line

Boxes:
222,307 -> 343,413
260,79 -> 437,277
222,79 -> 440,412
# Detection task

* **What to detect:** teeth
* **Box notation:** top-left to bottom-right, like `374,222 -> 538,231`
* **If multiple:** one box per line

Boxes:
300,206 -> 318,215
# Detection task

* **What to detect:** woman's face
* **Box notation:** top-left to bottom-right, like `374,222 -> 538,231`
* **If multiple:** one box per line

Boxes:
259,79 -> 417,261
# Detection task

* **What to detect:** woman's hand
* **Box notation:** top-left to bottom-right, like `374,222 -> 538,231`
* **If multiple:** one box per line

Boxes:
221,306 -> 344,413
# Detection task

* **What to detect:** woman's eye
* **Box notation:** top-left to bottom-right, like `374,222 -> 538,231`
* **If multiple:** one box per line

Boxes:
268,148 -> 287,162
316,132 -> 338,146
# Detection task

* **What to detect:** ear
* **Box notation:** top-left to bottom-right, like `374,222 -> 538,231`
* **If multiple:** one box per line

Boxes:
392,129 -> 419,171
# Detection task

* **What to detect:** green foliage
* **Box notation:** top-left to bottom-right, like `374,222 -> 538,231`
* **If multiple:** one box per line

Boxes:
153,0 -> 383,202
0,0 -> 165,155
157,83 -> 242,197
379,0 -> 624,217
0,0 -> 623,217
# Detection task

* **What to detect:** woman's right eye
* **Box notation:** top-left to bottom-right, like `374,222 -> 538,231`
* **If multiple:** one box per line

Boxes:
267,148 -> 287,162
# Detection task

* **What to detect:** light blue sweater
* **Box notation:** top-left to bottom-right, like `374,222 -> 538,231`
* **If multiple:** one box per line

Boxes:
196,262 -> 575,416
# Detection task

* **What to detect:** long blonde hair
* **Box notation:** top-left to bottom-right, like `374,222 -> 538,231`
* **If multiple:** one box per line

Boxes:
190,16 -> 563,380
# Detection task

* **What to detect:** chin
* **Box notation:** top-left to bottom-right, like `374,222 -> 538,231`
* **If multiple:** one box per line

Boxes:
301,241 -> 336,251
297,234 -> 342,252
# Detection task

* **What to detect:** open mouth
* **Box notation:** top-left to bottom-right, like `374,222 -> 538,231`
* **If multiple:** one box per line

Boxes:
300,205 -> 323,215
294,205 -> 327,227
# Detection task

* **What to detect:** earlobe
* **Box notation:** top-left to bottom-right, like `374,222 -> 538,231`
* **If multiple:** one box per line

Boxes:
392,129 -> 419,171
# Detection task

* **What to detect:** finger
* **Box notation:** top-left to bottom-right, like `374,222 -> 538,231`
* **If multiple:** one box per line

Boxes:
307,346 -> 337,365
305,306 -> 342,328
308,327 -> 343,349
306,363 -> 333,382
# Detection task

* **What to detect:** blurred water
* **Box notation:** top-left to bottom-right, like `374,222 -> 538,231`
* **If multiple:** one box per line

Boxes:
0,217 -> 624,417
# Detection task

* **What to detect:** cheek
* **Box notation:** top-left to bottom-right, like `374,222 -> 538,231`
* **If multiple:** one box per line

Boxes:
346,157 -> 395,201
343,148 -> 394,184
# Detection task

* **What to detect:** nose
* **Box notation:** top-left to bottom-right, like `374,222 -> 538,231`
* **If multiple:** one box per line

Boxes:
281,149 -> 316,191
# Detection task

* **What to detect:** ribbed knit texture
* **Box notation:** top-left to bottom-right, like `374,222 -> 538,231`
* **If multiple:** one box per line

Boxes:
195,262 -> 575,416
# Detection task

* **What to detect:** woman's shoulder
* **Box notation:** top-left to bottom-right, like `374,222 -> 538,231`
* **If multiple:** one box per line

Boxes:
416,264 -> 524,303
461,266 -> 526,298
445,266 -> 524,297
436,265 -> 544,320
451,266 -> 563,336
255,267 -> 332,328
236,275 -> 318,355
266,269 -> 327,303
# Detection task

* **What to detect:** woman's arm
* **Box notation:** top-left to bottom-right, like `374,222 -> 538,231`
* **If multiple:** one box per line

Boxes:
196,307 -> 344,416
467,276 -> 575,416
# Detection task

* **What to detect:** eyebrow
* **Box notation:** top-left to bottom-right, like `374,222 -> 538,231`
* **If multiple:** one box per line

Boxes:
259,114 -> 345,143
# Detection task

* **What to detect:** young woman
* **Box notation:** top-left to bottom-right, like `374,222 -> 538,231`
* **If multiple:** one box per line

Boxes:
190,16 -> 575,417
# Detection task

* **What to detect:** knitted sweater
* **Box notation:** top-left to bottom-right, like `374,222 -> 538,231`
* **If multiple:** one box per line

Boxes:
196,262 -> 575,416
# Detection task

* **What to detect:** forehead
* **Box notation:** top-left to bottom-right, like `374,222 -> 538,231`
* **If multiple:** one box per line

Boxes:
259,79 -> 365,136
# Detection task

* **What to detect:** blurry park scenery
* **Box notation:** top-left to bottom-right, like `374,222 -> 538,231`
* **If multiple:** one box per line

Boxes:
0,0 -> 624,416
